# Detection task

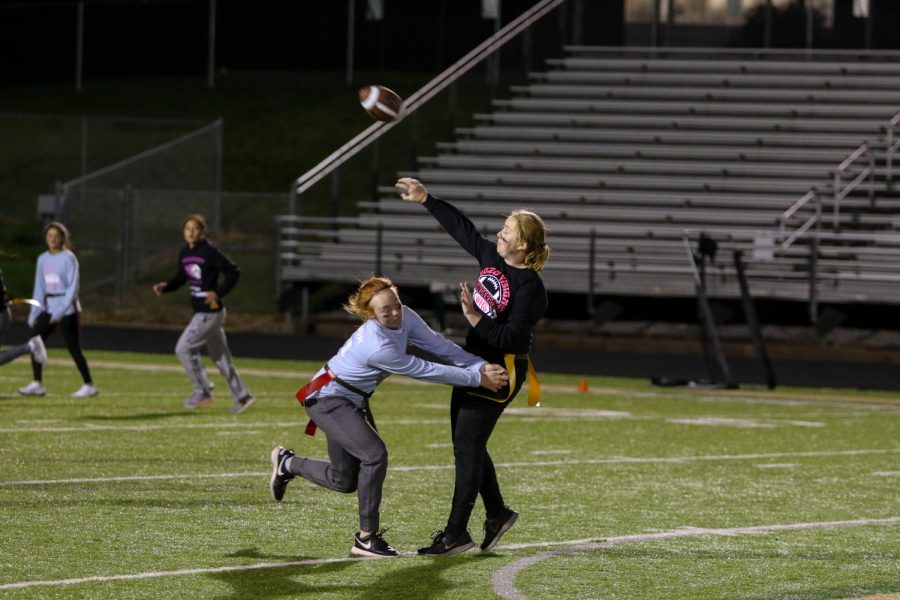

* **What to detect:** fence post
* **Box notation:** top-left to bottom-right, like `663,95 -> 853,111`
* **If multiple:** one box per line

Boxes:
808,197 -> 821,324
75,1 -> 84,92
888,126 -> 895,191
213,118 -> 223,234
375,222 -> 383,277
289,186 -> 298,216
119,184 -> 132,307
330,170 -> 341,218
587,229 -> 596,317
832,170 -> 841,231
54,181 -> 67,223
371,140 -> 380,205
867,145 -> 875,204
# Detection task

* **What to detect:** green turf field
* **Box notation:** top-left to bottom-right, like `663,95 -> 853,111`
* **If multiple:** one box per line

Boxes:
0,349 -> 897,599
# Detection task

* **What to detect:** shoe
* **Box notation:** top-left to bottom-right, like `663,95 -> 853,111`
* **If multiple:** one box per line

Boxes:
184,390 -> 213,409
351,530 -> 399,558
231,395 -> 255,414
28,336 -> 47,365
18,381 -> 46,396
417,530 -> 475,557
481,508 -> 519,551
270,446 -> 295,502
72,384 -> 98,398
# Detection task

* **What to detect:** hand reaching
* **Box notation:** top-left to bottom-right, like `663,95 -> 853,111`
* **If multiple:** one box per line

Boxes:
480,363 -> 509,392
459,281 -> 481,325
395,177 -> 428,203
152,282 -> 166,296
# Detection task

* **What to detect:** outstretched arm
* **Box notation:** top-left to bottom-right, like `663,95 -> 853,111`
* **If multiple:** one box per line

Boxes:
395,177 -> 486,259
402,306 -> 484,369
368,346 -> 506,391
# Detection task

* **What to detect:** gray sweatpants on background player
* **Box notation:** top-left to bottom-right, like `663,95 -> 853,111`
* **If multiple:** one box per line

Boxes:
175,309 -> 250,401
287,395 -> 387,532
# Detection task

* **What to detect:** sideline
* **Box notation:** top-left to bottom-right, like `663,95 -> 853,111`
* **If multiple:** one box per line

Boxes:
1,517 -> 896,592
491,517 -> 900,600
2,447 -> 897,487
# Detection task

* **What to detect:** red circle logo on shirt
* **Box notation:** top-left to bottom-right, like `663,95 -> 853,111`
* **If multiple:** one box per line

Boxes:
473,267 -> 510,319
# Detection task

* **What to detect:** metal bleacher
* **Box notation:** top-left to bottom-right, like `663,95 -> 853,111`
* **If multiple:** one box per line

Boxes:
279,46 -> 900,312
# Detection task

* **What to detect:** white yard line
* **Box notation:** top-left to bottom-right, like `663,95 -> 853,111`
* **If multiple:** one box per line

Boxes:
0,419 -> 445,433
1,517 -> 896,592
43,358 -> 900,407
492,517 -> 900,600
2,448 -> 897,487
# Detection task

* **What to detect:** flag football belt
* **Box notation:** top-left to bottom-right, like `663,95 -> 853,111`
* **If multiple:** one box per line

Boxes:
295,364 -> 376,436
468,354 -> 541,407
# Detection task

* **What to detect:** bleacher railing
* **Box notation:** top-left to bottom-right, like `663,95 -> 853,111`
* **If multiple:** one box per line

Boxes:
777,108 -> 900,320
886,111 -> 900,190
832,142 -> 874,230
778,189 -> 821,322
288,0 -> 569,212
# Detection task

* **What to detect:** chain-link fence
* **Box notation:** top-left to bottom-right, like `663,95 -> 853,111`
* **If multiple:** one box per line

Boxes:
0,112 -> 211,219
47,119 -> 286,313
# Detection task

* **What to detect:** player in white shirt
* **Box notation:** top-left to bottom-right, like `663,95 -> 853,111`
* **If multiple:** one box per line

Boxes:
269,276 -> 508,557
19,222 -> 96,398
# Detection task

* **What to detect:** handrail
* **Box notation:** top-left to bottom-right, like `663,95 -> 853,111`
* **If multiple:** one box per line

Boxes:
886,111 -> 900,190
290,0 -> 568,203
779,189 -> 820,250
563,45 -> 900,60
832,142 -> 873,229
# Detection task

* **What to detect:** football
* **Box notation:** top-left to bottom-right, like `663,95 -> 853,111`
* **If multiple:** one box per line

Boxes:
358,85 -> 404,122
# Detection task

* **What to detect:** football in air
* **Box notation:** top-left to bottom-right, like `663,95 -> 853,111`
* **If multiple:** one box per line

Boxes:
358,85 -> 404,122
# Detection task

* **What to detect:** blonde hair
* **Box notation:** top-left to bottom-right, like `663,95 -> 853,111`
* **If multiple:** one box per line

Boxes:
510,209 -> 550,273
343,276 -> 398,320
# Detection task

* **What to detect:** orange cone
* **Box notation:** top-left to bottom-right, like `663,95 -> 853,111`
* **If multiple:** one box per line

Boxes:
577,378 -> 589,393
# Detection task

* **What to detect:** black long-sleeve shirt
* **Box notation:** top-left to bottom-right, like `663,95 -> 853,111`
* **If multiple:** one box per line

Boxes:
162,239 -> 239,313
424,195 -> 547,359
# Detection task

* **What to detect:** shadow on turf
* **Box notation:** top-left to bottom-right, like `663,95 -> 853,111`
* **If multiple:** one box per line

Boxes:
360,553 -> 493,600
207,547 -> 358,598
204,547 -> 491,599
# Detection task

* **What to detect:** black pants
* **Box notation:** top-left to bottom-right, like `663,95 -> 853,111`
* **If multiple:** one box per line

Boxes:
446,356 -> 528,535
30,312 -> 92,384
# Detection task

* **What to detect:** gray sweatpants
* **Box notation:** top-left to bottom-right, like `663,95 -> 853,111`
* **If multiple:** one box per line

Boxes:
175,309 -> 250,401
287,395 -> 387,532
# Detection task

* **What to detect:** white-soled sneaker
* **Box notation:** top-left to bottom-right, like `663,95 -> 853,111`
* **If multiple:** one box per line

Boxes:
351,530 -> 399,558
231,395 -> 255,414
18,381 -> 46,396
72,384 -> 98,398
28,336 -> 48,365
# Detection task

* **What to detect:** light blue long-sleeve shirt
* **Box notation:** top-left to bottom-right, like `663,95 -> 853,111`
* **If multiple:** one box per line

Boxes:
28,249 -> 81,325
308,305 -> 487,407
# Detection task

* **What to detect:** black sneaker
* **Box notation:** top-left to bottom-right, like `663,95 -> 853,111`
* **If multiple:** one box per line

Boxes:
270,446 -> 295,502
417,530 -> 475,557
351,530 -> 399,558
481,508 -> 519,551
